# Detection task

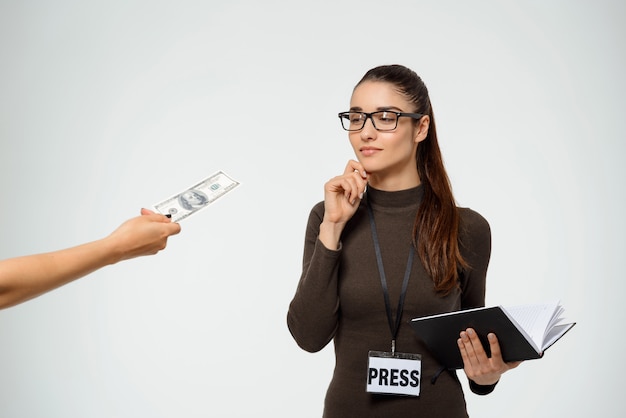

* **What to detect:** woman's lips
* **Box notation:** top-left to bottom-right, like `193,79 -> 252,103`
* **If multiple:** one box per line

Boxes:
360,147 -> 381,157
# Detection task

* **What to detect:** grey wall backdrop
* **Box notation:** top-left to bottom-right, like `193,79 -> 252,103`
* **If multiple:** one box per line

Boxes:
1,1 -> 624,417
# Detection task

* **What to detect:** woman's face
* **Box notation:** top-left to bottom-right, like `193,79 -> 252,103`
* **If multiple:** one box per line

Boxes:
348,81 -> 429,189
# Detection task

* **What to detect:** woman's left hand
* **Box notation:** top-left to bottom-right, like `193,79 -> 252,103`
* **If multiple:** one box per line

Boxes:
458,328 -> 522,385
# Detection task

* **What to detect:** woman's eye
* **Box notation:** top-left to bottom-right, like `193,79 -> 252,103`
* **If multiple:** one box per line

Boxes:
377,112 -> 395,123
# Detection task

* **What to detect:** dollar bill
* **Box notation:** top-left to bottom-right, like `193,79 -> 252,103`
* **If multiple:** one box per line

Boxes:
153,171 -> 240,222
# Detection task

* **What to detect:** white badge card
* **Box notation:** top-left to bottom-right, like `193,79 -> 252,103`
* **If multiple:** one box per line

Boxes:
366,351 -> 422,396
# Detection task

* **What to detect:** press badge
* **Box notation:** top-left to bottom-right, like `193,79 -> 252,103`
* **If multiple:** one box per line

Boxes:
366,351 -> 422,396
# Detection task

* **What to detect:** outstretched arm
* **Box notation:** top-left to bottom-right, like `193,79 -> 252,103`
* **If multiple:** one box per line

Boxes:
0,208 -> 181,309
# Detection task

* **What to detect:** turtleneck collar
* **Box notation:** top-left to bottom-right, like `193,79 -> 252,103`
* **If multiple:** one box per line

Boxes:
365,183 -> 424,210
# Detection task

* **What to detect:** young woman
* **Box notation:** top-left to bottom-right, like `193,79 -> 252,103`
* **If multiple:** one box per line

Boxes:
287,64 -> 519,417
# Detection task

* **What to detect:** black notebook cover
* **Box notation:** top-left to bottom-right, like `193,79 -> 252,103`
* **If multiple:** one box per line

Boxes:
409,306 -> 541,370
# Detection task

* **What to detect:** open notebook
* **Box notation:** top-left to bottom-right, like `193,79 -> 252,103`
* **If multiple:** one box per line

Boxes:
409,300 -> 576,369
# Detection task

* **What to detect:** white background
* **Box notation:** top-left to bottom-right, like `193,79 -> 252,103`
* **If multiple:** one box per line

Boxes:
0,1 -> 623,417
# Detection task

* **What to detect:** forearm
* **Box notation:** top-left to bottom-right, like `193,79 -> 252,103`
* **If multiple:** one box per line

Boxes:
0,210 -> 179,310
318,220 -> 345,251
287,238 -> 342,352
0,237 -> 120,309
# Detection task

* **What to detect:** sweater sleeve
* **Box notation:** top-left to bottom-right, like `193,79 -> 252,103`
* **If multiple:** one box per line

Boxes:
287,203 -> 342,353
458,208 -> 492,310
469,379 -> 498,395
458,208 -> 499,395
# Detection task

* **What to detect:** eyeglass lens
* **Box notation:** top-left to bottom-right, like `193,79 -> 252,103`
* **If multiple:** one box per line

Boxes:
341,111 -> 398,131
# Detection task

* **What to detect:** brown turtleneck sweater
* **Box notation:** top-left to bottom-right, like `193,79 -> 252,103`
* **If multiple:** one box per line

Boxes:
287,185 -> 493,417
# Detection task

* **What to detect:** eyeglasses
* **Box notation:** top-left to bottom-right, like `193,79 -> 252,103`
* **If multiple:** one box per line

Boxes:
338,111 -> 424,132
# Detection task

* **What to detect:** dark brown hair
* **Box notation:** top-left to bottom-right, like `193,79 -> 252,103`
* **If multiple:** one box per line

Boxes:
356,64 -> 467,294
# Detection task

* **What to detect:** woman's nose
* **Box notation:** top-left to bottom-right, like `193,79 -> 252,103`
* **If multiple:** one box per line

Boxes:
360,116 -> 377,141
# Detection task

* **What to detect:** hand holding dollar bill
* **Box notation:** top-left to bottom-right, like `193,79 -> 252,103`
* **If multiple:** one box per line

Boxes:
153,171 -> 240,222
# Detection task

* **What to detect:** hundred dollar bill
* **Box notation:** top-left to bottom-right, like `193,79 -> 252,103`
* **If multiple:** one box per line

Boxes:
153,171 -> 240,222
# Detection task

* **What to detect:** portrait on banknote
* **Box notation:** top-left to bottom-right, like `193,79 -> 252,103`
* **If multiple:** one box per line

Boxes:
178,189 -> 209,210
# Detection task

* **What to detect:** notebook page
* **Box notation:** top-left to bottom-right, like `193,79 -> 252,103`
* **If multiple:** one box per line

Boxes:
504,301 -> 560,348
543,322 -> 575,351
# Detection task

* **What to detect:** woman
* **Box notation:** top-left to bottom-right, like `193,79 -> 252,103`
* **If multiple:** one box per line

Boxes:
287,64 -> 519,416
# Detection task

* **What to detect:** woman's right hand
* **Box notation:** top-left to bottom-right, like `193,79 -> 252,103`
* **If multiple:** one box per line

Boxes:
318,160 -> 368,250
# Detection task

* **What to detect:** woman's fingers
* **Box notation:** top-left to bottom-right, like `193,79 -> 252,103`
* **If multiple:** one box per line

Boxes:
343,159 -> 366,176
322,160 -> 370,226
458,328 -> 523,386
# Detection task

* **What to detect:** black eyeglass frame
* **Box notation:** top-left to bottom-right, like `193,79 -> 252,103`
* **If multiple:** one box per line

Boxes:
338,111 -> 424,132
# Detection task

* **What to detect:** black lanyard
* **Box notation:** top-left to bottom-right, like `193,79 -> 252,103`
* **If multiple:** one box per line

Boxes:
367,201 -> 415,355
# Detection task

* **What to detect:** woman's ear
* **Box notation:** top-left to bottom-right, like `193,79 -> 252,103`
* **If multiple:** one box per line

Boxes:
414,115 -> 430,144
